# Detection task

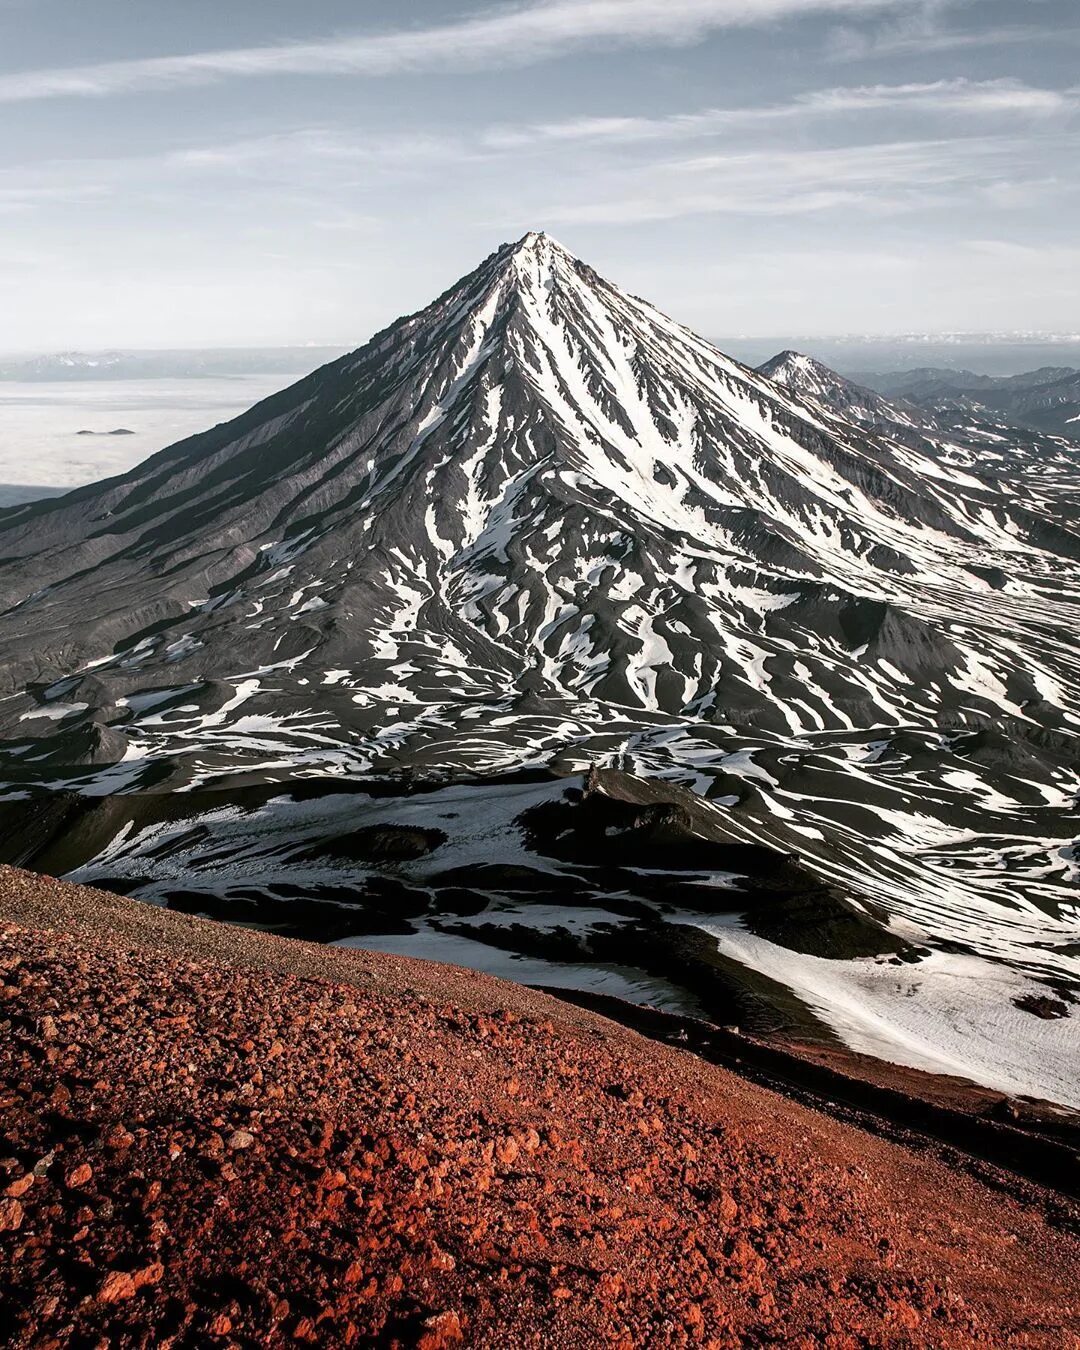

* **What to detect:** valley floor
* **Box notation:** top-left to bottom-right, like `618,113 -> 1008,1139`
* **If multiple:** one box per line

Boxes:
1,864 -> 1078,1347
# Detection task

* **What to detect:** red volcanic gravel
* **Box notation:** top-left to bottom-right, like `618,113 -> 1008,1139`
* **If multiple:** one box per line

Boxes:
0,864 -> 1078,1348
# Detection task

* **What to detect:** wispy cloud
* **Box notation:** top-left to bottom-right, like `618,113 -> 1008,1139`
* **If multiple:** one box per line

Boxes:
827,17 -> 1080,59
540,135 -> 1071,223
5,75 -> 1073,227
16,78 -> 1067,189
168,129 -> 469,173
0,183 -> 109,214
798,78 -> 1075,116
483,79 -> 1076,149
0,0 -> 950,102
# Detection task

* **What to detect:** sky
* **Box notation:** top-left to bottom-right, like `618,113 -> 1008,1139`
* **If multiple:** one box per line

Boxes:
2,0 -> 1078,349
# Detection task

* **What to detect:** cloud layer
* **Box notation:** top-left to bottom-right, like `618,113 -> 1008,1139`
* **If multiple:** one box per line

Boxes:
484,79 -> 1077,148
0,0 -> 938,102
3,0 -> 1077,345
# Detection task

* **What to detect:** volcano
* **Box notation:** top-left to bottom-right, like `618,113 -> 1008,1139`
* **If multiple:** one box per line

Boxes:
2,232 -> 1078,775
0,234 -> 1077,1104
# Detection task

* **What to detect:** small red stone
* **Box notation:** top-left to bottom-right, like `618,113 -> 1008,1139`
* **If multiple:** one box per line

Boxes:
0,1198 -> 24,1231
98,1271 -> 137,1304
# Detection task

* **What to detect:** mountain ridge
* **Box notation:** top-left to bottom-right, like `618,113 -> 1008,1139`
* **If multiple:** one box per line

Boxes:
852,363 -> 1080,437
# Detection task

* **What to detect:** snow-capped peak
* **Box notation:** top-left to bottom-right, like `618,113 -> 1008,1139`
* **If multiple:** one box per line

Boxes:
509,229 -> 561,254
759,349 -> 852,396
757,347 -> 928,429
1,235 -> 1078,796
498,230 -> 576,296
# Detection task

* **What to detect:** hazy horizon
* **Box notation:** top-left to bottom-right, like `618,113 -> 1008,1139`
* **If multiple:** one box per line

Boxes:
3,325 -> 1077,502
4,333 -> 1080,378
6,326 -> 1080,362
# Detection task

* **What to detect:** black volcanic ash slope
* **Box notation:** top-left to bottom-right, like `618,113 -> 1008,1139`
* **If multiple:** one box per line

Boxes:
0,235 -> 1078,1099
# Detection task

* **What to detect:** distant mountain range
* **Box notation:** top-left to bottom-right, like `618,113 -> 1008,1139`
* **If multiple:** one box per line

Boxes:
850,365 -> 1080,438
0,347 -> 349,381
8,337 -> 1080,390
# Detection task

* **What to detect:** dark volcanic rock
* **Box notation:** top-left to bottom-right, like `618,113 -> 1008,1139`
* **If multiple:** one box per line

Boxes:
0,234 -> 1075,797
294,824 -> 448,863
0,237 -> 1076,1112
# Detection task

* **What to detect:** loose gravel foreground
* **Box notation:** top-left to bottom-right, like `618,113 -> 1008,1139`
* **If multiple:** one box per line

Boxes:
0,864 -> 1078,1347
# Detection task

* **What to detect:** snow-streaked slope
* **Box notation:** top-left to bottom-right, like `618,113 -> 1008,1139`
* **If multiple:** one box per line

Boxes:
760,348 -> 1080,524
59,767 -> 1080,1105
690,920 -> 1080,1107
2,233 -> 1078,768
0,234 -> 1078,1099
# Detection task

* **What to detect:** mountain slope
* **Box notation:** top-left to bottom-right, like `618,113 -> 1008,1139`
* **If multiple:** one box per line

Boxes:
6,869 -> 1079,1348
0,234 -> 1077,1100
759,348 -> 1080,534
756,349 -> 933,432
2,233 -> 1078,775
